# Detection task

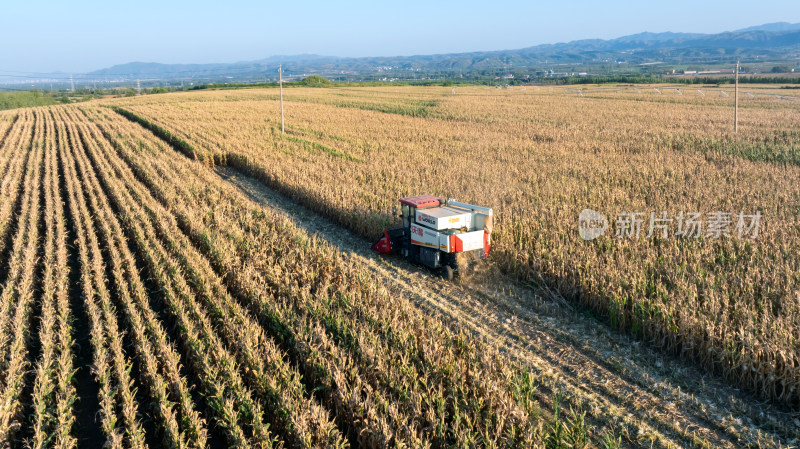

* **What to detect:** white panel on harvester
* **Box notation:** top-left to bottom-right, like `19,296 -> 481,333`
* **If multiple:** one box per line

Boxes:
415,207 -> 471,230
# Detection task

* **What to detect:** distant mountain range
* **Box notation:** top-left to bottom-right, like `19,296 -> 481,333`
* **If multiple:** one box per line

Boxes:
86,22 -> 800,82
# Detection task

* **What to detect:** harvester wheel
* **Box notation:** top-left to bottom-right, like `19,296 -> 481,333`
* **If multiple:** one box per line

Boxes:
442,265 -> 454,281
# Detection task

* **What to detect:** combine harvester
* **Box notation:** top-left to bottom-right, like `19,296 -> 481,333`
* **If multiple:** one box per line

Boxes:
372,195 -> 493,280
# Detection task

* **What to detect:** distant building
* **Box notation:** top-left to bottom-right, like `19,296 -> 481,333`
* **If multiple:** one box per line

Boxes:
680,70 -> 730,76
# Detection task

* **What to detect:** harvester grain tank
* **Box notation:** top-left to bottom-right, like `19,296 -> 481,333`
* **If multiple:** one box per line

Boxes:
371,195 -> 493,280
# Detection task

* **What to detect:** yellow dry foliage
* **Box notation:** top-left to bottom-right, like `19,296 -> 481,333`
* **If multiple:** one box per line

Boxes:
107,85 -> 800,404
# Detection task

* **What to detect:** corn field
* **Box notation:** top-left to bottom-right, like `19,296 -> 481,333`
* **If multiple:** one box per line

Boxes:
0,102 -> 592,448
107,85 -> 800,406
0,84 -> 796,448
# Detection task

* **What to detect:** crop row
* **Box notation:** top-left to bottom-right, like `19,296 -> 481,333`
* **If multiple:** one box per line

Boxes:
0,109 -> 44,442
30,109 -> 77,449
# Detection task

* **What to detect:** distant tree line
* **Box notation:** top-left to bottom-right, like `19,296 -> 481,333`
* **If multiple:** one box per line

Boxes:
0,90 -> 59,111
2,70 -> 797,112
672,75 -> 800,85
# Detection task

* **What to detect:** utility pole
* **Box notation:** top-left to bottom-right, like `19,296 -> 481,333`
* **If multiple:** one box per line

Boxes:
279,64 -> 285,133
734,60 -> 739,134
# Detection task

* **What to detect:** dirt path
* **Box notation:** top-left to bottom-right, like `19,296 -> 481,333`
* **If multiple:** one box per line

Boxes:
218,167 -> 799,449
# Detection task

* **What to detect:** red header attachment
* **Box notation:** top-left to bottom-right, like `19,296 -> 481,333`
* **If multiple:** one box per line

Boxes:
399,195 -> 441,209
372,229 -> 392,254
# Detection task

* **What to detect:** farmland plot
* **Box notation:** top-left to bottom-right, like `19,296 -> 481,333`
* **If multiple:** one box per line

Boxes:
0,83 -> 797,448
110,86 -> 800,407
0,104 -> 552,448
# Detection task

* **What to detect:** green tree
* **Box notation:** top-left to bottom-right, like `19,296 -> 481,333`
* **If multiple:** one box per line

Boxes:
299,75 -> 331,86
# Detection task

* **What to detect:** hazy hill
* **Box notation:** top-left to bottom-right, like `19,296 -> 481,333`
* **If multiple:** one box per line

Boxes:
86,22 -> 800,81
734,22 -> 800,32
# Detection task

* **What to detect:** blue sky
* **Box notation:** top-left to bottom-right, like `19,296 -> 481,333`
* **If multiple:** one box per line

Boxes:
1,0 -> 798,73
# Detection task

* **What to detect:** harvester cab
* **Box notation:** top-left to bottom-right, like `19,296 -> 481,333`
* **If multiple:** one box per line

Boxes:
371,195 -> 493,280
